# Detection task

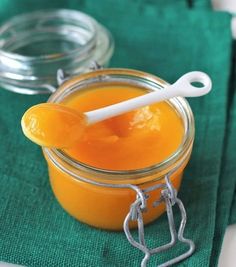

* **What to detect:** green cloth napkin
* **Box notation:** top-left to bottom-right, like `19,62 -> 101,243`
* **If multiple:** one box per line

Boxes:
190,0 -> 211,8
0,1 -> 233,266
227,44 -> 236,225
189,0 -> 236,261
230,193 -> 236,224
209,45 -> 236,265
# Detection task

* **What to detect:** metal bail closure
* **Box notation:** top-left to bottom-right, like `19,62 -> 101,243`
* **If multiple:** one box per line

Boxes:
57,62 -> 103,87
123,174 -> 195,267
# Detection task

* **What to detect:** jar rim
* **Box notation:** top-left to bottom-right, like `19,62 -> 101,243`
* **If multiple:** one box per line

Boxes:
0,9 -> 114,94
44,68 -> 195,182
0,9 -> 97,61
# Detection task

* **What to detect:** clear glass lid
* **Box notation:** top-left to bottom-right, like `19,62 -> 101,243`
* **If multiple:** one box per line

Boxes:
0,9 -> 114,95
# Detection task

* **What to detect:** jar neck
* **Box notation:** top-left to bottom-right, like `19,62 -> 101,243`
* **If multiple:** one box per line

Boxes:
44,68 -> 195,185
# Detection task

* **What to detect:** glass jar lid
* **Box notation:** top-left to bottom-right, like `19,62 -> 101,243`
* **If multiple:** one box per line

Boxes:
0,9 -> 114,95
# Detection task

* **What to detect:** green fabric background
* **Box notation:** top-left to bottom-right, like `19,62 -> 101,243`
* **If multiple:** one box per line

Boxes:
209,42 -> 236,266
0,1 -> 235,267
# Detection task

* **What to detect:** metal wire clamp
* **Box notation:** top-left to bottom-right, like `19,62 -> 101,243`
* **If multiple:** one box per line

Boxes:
57,61 -> 103,86
123,175 -> 195,267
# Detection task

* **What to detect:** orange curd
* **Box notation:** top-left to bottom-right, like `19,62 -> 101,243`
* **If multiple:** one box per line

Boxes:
63,86 -> 183,170
43,69 -> 194,230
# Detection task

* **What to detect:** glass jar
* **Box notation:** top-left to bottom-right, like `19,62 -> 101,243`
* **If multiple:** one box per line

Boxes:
43,68 -> 195,231
0,9 -> 114,94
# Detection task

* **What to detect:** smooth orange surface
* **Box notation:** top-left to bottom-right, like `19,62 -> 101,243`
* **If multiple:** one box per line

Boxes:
63,86 -> 184,170
45,85 -> 188,230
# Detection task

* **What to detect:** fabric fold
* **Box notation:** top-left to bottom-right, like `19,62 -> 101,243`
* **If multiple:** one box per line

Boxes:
209,43 -> 236,265
227,45 -> 236,225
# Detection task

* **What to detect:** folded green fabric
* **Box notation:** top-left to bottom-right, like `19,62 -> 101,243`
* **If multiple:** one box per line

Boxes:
228,47 -> 236,225
190,0 -> 211,9
209,50 -> 236,265
192,0 -> 236,230
0,0 -> 190,22
0,1 -> 232,267
230,193 -> 236,224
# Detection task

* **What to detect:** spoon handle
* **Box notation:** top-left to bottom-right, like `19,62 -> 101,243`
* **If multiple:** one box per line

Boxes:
85,71 -> 212,125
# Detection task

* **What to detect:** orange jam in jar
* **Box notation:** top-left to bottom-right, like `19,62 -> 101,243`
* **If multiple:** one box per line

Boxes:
44,69 -> 194,230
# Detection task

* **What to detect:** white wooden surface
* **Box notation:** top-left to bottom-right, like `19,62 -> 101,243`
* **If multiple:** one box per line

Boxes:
213,0 -> 236,13
219,225 -> 236,267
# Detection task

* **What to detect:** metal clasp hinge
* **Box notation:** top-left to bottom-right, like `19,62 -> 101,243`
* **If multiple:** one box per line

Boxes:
123,175 -> 195,267
57,62 -> 103,86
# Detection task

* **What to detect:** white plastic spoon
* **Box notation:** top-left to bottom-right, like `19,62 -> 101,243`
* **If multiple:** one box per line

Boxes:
85,71 -> 212,124
21,71 -> 212,148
